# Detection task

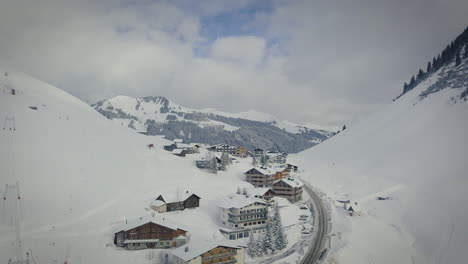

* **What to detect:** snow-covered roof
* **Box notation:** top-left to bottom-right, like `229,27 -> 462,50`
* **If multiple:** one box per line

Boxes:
246,166 -> 286,176
156,191 -> 200,204
171,149 -> 186,154
177,143 -> 196,149
114,215 -> 186,233
218,194 -> 268,209
247,187 -> 274,197
174,139 -> 184,143
172,240 -> 242,262
274,177 -> 304,188
151,200 -> 165,207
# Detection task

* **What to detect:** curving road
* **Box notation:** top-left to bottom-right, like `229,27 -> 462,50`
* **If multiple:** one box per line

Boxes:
301,183 -> 329,264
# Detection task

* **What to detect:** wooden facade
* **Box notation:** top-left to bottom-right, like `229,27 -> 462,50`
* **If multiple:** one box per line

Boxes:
155,194 -> 201,212
244,168 -> 274,187
114,221 -> 187,250
272,179 -> 303,203
201,246 -> 238,264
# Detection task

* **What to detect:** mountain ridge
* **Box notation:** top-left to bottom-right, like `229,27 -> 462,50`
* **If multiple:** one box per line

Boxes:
92,95 -> 332,153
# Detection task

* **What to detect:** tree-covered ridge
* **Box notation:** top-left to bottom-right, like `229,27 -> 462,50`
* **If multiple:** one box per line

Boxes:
399,25 -> 468,97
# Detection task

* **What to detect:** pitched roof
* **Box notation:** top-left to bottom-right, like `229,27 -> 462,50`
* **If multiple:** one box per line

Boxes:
247,187 -> 274,197
274,177 -> 304,188
156,192 -> 201,204
172,240 -> 243,262
114,215 -> 186,233
218,194 -> 268,209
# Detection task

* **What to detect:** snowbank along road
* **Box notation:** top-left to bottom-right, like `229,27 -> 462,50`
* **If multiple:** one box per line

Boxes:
301,183 -> 329,264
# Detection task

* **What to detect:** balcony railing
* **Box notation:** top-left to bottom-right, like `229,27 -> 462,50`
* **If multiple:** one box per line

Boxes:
202,251 -> 237,260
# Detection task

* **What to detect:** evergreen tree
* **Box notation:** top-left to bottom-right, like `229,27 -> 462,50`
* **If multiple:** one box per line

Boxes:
403,82 -> 409,93
263,221 -> 276,254
465,44 -> 468,59
273,204 -> 288,250
417,69 -> 424,80
342,125 -> 347,131
455,51 -> 461,66
236,187 -> 241,194
260,153 -> 268,166
242,187 -> 248,196
220,152 -> 230,171
247,235 -> 256,257
252,156 -> 258,166
209,157 -> 218,174
426,61 -> 432,73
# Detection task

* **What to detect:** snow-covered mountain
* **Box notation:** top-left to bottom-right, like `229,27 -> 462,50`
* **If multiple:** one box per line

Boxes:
293,43 -> 468,263
0,70 -> 306,264
91,96 -> 330,153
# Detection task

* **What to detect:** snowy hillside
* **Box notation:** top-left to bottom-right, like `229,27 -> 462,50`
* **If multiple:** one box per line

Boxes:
294,48 -> 468,263
0,71 -> 306,263
92,96 -> 330,153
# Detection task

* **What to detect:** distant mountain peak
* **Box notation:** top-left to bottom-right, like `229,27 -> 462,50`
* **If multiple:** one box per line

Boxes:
91,95 -> 331,153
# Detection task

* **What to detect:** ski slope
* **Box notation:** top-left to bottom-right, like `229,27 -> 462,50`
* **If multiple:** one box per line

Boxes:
0,70 -> 309,264
294,62 -> 468,263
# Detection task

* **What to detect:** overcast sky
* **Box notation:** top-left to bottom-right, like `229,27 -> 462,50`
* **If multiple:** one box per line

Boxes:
1,0 -> 467,129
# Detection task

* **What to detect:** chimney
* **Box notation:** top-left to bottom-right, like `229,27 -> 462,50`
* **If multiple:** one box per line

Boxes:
185,247 -> 189,252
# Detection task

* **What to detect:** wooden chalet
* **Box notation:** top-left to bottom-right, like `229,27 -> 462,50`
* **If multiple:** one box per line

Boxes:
172,241 -> 245,264
114,217 -> 188,250
151,192 -> 201,213
244,168 -> 274,188
272,177 -> 304,203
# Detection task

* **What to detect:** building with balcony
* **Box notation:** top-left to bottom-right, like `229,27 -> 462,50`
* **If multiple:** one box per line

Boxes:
218,194 -> 269,240
113,216 -> 188,250
271,177 -> 304,203
172,241 -> 245,264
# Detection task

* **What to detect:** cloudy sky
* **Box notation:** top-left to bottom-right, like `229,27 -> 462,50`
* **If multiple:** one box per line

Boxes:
1,0 -> 467,129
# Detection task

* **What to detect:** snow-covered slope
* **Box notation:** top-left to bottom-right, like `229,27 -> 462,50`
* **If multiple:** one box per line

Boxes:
92,96 -> 330,153
0,71 -> 273,263
294,52 -> 468,263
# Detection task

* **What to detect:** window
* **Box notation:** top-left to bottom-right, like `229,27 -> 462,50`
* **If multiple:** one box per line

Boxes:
244,232 -> 249,237
238,233 -> 243,238
229,235 -> 235,240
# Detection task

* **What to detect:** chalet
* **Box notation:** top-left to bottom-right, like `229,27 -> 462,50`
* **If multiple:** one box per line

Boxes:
246,187 -> 276,201
271,177 -> 304,203
164,143 -> 178,152
172,149 -> 188,157
253,149 -> 265,159
266,152 -> 287,164
234,147 -> 248,158
151,192 -> 201,213
195,160 -> 210,169
114,216 -> 188,250
208,144 -> 237,155
273,168 -> 291,181
177,143 -> 200,154
218,194 -> 269,240
286,164 -> 299,172
172,241 -> 245,264
244,168 -> 274,187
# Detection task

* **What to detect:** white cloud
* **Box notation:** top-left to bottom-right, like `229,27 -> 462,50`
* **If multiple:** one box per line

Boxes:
0,0 -> 467,128
210,36 -> 266,66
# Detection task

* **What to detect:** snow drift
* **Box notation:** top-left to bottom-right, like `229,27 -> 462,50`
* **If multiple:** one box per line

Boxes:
295,53 -> 468,263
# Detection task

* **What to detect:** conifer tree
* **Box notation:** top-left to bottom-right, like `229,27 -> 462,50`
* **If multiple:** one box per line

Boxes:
236,187 -> 241,194
465,44 -> 468,59
252,156 -> 258,166
455,51 -> 461,66
273,204 -> 288,250
417,69 -> 424,80
260,153 -> 268,166
403,82 -> 409,93
263,221 -> 276,254
426,61 -> 432,73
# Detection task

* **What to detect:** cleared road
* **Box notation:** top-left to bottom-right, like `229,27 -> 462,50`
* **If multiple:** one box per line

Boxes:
301,183 -> 329,264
